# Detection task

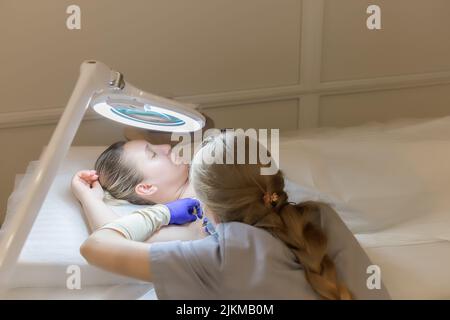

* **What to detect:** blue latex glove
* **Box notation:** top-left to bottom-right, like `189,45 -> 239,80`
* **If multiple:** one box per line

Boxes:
165,198 -> 203,225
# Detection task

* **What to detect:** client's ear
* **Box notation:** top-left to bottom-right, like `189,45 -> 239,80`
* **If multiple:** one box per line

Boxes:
135,183 -> 158,197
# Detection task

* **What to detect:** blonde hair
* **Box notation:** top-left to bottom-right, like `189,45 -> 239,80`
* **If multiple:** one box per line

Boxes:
190,132 -> 352,300
95,141 -> 151,205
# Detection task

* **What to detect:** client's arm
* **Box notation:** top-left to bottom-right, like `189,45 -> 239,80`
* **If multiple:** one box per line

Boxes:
71,170 -> 120,232
80,198 -> 202,281
71,170 -> 207,241
81,228 -> 153,281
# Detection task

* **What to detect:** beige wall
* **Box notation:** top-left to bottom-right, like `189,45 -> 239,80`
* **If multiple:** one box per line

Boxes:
319,84 -> 450,127
322,0 -> 450,81
1,0 -> 450,223
0,0 -> 301,112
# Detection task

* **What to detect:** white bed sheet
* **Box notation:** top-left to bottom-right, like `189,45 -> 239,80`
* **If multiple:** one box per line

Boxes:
279,116 -> 450,240
364,241 -> 450,299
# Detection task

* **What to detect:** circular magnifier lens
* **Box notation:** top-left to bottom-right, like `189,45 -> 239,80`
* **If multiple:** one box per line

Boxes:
92,96 -> 204,132
111,105 -> 185,127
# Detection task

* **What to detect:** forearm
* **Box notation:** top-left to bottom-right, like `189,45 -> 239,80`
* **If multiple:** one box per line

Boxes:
80,196 -> 120,233
81,229 -> 153,282
101,205 -> 170,241
80,198 -> 202,282
81,205 -> 170,280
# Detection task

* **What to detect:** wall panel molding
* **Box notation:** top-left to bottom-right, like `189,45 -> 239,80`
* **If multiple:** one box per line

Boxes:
297,0 -> 324,129
2,69 -> 450,129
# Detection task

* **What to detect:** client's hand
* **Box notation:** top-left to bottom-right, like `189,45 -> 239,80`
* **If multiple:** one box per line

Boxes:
166,198 -> 203,225
71,170 -> 104,202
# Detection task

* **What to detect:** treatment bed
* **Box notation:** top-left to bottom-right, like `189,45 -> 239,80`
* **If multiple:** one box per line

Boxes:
3,115 -> 450,299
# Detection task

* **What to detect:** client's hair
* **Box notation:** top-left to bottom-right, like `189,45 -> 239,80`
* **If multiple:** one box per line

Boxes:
190,132 -> 352,300
94,141 -> 150,205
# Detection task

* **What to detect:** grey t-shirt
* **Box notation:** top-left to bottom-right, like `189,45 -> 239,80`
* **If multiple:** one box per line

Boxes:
149,203 -> 391,300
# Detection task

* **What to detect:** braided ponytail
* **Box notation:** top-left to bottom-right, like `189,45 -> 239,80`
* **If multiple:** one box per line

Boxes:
258,173 -> 352,299
255,199 -> 352,300
191,131 -> 352,300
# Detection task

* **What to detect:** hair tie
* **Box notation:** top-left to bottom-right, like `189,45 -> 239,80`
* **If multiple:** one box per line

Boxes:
263,192 -> 279,207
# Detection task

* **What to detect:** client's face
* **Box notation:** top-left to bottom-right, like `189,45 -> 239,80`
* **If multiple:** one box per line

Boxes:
123,140 -> 189,203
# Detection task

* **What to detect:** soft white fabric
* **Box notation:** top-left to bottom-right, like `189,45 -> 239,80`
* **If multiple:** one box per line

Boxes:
364,241 -> 450,299
280,116 -> 450,246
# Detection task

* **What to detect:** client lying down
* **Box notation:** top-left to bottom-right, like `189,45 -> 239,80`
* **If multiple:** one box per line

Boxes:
71,131 -> 390,299
72,138 -> 209,243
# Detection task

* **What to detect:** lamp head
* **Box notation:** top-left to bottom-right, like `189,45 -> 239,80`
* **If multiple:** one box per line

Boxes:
90,63 -> 205,133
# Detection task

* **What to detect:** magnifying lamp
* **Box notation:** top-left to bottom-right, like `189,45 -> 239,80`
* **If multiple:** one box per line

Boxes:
0,61 -> 205,291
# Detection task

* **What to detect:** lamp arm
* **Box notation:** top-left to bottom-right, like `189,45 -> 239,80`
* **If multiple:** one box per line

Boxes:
0,61 -> 111,293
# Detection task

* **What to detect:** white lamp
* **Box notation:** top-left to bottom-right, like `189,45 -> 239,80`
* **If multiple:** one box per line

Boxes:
0,61 -> 205,292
